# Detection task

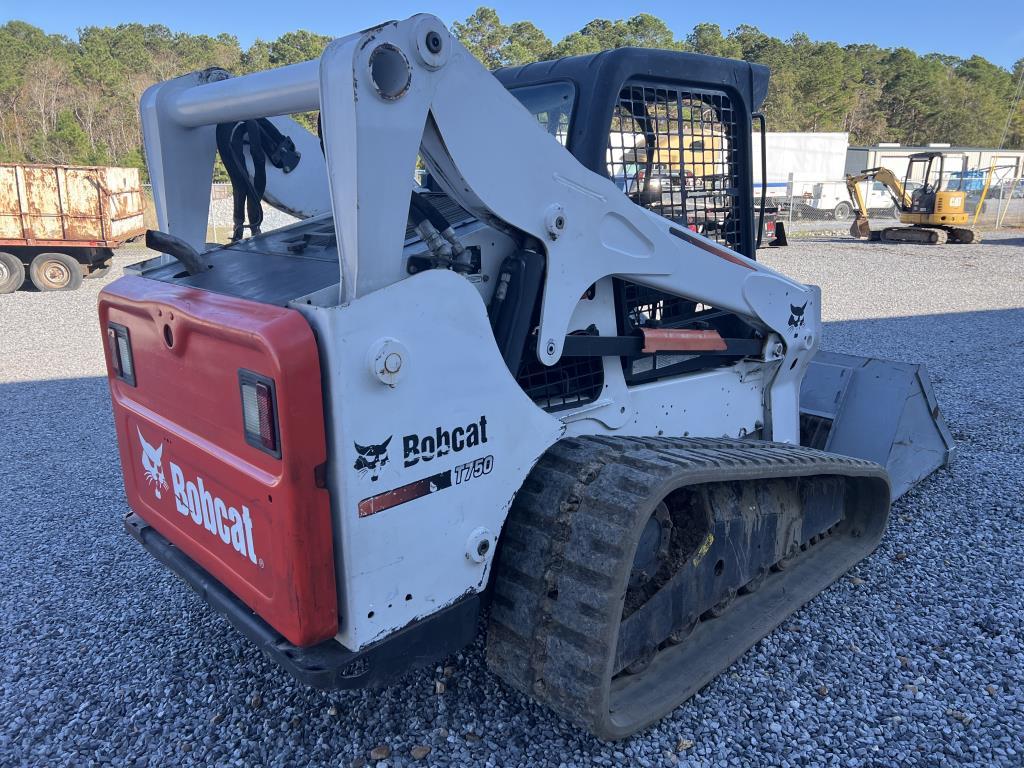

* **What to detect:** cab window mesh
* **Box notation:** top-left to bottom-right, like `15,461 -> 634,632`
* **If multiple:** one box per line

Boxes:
607,82 -> 744,254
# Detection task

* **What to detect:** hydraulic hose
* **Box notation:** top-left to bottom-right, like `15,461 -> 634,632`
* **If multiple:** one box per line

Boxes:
216,118 -> 301,242
408,191 -> 452,263
410,191 -> 467,266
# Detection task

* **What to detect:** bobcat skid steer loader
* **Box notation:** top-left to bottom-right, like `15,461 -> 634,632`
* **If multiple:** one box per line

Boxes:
99,15 -> 953,739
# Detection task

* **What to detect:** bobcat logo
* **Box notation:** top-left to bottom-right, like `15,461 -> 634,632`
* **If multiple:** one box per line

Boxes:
788,302 -> 807,329
138,427 -> 169,499
354,437 -> 392,482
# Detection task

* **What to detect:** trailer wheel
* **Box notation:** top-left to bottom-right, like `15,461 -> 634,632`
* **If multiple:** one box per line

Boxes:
0,251 -> 26,294
29,252 -> 83,292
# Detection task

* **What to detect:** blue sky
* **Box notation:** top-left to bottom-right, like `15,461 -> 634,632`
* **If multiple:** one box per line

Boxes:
3,0 -> 1022,69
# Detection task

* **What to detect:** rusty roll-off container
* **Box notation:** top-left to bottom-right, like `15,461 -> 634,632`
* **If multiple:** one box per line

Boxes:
0,164 -> 145,247
0,164 -> 147,292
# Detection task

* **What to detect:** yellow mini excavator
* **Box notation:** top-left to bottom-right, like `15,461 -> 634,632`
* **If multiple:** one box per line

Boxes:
846,151 -> 978,244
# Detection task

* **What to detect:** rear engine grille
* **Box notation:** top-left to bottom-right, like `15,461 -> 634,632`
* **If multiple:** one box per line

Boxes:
516,354 -> 604,413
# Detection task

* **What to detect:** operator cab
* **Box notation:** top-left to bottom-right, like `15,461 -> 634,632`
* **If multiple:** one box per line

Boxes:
905,151 -> 966,214
498,48 -> 768,260
498,49 -> 769,396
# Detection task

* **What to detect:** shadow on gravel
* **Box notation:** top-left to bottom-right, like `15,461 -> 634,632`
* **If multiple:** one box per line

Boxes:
0,375 -> 115,481
819,307 -> 1024,360
982,236 -> 1024,247
1,306 -> 1022,765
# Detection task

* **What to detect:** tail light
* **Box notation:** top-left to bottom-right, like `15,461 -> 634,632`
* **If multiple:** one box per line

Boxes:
239,370 -> 280,457
107,323 -> 136,386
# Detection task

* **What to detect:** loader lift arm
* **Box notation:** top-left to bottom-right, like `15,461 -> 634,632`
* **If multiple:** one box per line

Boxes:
142,16 -> 817,443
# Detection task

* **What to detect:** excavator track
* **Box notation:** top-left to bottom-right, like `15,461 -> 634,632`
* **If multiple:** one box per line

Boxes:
880,226 -> 947,244
946,227 -> 978,244
486,436 -> 890,740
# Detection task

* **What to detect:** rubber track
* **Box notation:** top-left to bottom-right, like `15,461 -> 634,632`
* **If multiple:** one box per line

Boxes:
486,436 -> 890,739
947,227 -> 979,244
881,226 -> 947,244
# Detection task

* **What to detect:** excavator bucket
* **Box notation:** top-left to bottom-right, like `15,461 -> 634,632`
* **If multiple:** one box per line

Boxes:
850,215 -> 872,239
800,351 -> 955,500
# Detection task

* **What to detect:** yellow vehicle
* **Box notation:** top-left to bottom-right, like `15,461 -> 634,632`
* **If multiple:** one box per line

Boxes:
651,132 -> 728,178
846,151 -> 978,244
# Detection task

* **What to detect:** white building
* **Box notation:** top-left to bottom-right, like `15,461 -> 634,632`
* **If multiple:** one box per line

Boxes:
845,143 -> 1024,185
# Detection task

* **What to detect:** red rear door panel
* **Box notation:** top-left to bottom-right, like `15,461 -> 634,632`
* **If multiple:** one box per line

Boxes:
99,275 -> 338,646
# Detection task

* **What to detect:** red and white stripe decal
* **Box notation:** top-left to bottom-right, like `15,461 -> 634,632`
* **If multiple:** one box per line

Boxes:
358,468 -> 453,518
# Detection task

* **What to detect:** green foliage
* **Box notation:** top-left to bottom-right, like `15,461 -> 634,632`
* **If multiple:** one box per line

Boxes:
453,7 -> 1023,149
452,8 -> 551,67
45,109 -> 90,162
553,14 -> 680,57
0,10 -> 1020,175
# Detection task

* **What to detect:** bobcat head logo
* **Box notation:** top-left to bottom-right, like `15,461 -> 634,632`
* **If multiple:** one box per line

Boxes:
354,437 -> 391,482
788,302 -> 807,328
137,427 -> 169,499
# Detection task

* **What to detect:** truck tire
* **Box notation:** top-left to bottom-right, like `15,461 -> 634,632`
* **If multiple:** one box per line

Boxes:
29,252 -> 84,292
832,201 -> 852,220
0,251 -> 26,294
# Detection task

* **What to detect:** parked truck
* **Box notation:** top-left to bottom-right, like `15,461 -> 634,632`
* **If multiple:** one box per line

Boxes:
0,163 -> 146,293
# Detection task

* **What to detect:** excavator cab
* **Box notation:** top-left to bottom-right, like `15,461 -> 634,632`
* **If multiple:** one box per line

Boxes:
905,151 -> 967,215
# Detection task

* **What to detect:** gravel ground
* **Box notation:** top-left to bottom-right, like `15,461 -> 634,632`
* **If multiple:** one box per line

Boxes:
1,233 -> 1023,767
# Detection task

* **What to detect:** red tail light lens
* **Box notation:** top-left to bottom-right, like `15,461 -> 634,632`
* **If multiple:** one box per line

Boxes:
239,371 -> 280,457
106,323 -> 136,386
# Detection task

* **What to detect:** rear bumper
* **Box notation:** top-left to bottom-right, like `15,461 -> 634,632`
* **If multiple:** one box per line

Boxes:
125,513 -> 480,689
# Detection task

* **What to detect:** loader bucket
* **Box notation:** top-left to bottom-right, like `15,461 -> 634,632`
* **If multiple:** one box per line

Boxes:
850,215 -> 872,239
799,350 -> 955,501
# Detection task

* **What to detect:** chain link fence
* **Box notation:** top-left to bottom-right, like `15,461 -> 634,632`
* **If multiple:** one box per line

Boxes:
763,172 -> 1024,236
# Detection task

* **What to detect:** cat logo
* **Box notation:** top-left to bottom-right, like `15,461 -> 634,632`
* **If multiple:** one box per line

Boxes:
354,437 -> 392,482
788,302 -> 807,329
138,427 -> 169,499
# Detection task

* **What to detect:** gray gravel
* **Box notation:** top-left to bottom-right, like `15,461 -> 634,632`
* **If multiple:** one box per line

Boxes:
2,233 -> 1023,767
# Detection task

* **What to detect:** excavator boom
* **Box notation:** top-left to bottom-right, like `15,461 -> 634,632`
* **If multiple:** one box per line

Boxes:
845,167 -> 910,238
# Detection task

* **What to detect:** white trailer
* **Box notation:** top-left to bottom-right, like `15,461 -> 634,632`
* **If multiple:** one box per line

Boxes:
752,132 -> 862,218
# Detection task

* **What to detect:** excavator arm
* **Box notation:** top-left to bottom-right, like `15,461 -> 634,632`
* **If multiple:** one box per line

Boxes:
845,167 -> 910,238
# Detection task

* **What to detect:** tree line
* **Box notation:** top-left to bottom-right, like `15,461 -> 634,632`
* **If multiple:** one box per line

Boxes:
1,7 -> 1021,175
